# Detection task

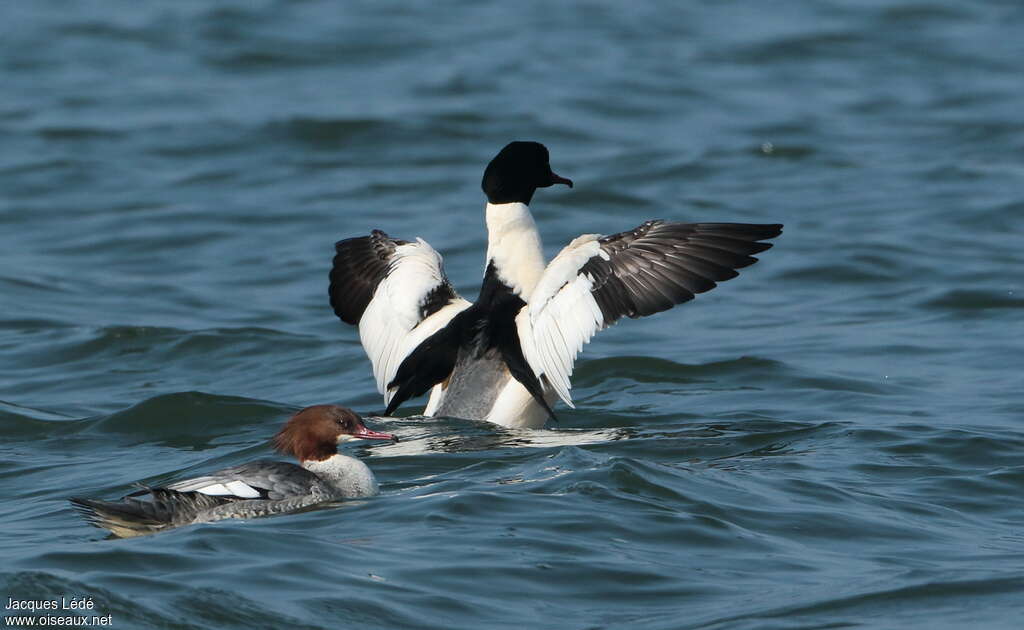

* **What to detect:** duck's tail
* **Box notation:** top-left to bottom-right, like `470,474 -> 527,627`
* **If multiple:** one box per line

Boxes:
70,488 -> 228,538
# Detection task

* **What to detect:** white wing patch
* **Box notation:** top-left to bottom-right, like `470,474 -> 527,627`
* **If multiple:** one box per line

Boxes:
358,239 -> 470,403
194,480 -> 261,499
518,221 -> 781,409
517,235 -> 606,407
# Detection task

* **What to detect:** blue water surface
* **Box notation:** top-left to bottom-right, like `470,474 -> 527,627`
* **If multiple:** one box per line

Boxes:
2,2 -> 1023,628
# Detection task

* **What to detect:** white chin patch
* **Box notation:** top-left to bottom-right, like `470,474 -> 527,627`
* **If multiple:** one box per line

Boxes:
336,434 -> 364,443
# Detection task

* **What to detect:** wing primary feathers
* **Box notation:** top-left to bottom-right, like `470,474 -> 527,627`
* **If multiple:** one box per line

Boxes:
520,220 -> 782,407
588,221 -> 782,323
329,230 -> 404,325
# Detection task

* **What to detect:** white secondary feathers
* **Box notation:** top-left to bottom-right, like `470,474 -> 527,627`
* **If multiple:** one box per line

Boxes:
197,481 -> 261,499
168,479 -> 261,499
517,235 -> 608,407
358,239 -> 470,402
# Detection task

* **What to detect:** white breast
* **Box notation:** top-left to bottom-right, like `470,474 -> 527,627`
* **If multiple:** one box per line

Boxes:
484,202 -> 546,299
303,454 -> 379,499
483,379 -> 554,429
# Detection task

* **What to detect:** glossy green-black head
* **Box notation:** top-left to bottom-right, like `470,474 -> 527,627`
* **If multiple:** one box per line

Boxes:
481,141 -> 573,205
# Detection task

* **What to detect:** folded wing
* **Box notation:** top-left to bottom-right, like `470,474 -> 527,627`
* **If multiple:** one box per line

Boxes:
330,230 -> 471,405
162,461 -> 323,501
517,221 -> 783,406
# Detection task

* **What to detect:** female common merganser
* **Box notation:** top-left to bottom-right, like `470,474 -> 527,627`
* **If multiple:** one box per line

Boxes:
329,141 -> 782,429
70,405 -> 395,538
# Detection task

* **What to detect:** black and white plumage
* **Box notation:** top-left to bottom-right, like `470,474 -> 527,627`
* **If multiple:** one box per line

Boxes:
329,141 -> 782,428
157,460 -> 325,500
517,220 -> 781,406
70,405 -> 395,538
330,231 -> 471,410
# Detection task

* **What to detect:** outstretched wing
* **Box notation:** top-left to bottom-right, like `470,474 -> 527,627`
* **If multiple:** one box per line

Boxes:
330,230 -> 471,405
517,221 -> 783,406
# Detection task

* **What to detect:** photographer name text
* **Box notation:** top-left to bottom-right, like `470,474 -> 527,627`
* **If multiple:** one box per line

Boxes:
6,597 -> 96,613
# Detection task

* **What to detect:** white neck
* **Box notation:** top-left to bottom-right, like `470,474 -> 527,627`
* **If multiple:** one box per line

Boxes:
302,453 -> 378,498
484,202 -> 546,299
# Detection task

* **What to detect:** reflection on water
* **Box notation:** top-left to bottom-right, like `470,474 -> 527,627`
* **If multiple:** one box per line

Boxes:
364,415 -> 637,456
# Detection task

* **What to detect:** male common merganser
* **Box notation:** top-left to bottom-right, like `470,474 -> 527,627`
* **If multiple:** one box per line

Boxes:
329,141 -> 782,429
70,405 -> 395,537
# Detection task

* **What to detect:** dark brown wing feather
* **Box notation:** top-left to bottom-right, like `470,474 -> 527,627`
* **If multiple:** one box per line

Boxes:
582,221 -> 782,326
329,230 -> 407,325
329,230 -> 461,326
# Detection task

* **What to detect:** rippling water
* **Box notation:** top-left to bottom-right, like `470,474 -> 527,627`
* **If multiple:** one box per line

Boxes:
3,2 -> 1023,628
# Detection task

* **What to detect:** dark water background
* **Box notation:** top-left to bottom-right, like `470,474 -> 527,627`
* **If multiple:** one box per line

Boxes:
3,1 -> 1023,628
